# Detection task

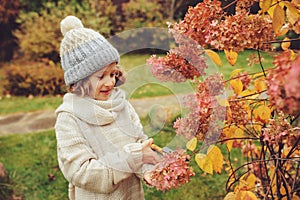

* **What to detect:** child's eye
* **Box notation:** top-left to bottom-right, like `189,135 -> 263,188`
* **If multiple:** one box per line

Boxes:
111,71 -> 120,77
114,71 -> 121,77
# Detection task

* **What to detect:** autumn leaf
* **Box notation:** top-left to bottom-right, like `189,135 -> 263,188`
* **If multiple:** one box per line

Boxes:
281,37 -> 291,50
253,105 -> 271,124
266,0 -> 277,17
239,191 -> 259,200
245,173 -> 256,190
186,137 -> 197,151
195,153 -> 213,174
225,49 -> 238,66
260,0 -> 272,13
253,124 -> 262,133
235,127 -> 244,138
279,183 -> 292,199
239,89 -> 257,98
223,126 -> 244,151
230,79 -> 243,95
205,49 -> 222,67
273,5 -> 285,35
207,145 -> 224,174
252,72 -> 265,79
230,68 -> 243,78
254,78 -> 266,92
223,127 -> 234,152
283,1 -> 300,25
224,192 -> 236,200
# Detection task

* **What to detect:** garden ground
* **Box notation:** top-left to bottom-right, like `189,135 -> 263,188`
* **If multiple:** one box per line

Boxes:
0,94 -> 183,135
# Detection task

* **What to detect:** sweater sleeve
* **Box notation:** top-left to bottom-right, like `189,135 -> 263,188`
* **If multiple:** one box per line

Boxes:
127,101 -> 148,141
126,101 -> 157,179
55,112 -> 143,194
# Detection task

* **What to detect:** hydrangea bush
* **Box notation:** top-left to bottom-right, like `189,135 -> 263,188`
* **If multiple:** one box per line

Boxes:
147,0 -> 300,199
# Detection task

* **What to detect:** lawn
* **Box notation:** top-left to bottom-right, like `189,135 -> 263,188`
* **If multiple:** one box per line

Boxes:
0,127 -> 237,200
0,51 -> 272,199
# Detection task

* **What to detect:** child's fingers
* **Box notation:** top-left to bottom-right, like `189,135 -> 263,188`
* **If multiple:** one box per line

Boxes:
142,138 -> 153,148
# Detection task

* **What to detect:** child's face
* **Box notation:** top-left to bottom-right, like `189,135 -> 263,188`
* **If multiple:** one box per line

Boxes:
88,63 -> 119,100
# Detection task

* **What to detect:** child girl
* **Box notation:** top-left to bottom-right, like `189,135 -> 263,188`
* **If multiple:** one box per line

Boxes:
55,16 -> 160,200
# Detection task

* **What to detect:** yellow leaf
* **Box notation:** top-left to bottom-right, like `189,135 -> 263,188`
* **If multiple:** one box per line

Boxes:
283,1 -> 300,25
225,49 -> 238,66
280,183 -> 292,199
260,0 -> 272,13
267,0 -> 277,18
230,68 -> 243,78
230,79 -> 243,95
253,124 -> 262,133
226,140 -> 233,152
239,89 -> 257,98
254,78 -> 266,93
238,179 -> 248,190
235,128 -> 244,138
186,137 -> 197,151
252,72 -> 265,79
246,173 -> 256,190
240,191 -> 259,200
207,145 -> 224,174
205,49 -> 222,67
273,5 -> 285,35
269,165 -> 277,194
253,105 -> 271,124
224,192 -> 236,200
195,153 -> 213,174
281,37 -> 291,50
223,126 -> 237,152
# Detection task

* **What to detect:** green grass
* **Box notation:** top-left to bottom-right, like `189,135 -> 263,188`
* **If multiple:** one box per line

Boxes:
0,124 -> 233,200
0,130 -> 68,199
0,96 -> 62,115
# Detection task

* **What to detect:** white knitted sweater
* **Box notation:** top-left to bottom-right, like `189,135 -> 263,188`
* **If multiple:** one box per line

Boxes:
55,88 -> 149,200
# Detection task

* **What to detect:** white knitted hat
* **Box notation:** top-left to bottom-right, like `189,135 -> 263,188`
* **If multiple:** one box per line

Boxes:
60,16 -> 120,85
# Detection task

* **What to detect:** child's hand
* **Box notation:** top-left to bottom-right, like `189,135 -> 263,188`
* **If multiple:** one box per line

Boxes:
141,139 -> 161,165
143,171 -> 153,186
143,163 -> 160,186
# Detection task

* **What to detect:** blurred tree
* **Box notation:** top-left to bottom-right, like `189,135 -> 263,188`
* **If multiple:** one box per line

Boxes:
89,0 -> 121,34
122,0 -> 166,29
13,0 -> 116,62
121,0 -> 200,28
0,0 -> 21,62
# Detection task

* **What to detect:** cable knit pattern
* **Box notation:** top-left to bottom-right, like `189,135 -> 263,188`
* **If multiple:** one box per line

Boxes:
60,16 -> 120,85
55,88 -> 149,200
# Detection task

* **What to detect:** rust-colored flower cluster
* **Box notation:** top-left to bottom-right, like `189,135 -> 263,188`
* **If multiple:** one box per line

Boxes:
171,0 -> 275,52
174,73 -> 225,141
150,149 -> 195,192
266,50 -> 300,116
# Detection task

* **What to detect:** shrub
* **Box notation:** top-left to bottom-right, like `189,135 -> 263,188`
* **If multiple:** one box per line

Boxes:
3,59 -> 65,96
14,0 -> 118,62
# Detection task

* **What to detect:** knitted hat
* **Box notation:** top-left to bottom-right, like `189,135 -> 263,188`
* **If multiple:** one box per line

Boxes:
60,16 -> 120,85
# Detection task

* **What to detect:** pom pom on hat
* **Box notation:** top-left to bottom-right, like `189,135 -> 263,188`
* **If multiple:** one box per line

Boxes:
59,16 -> 120,86
60,16 -> 84,36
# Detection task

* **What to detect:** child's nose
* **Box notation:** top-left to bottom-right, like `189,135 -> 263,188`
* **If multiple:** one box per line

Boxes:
104,76 -> 115,86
